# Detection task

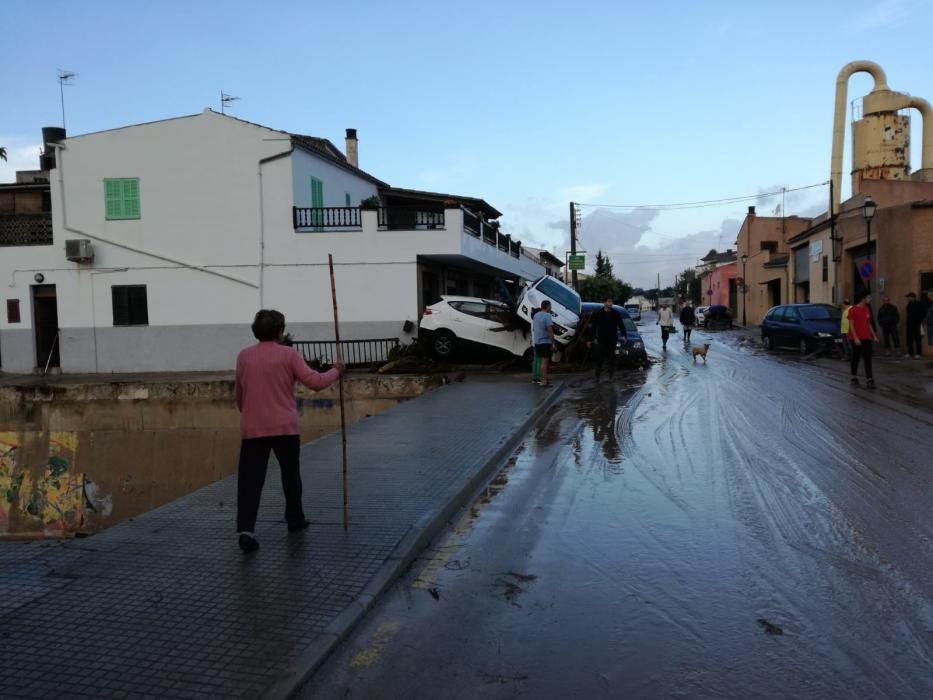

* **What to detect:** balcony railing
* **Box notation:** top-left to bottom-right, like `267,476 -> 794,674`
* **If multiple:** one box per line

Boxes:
293,206 -> 361,229
0,214 -> 53,246
462,208 -> 522,258
291,338 -> 400,368
378,205 -> 445,230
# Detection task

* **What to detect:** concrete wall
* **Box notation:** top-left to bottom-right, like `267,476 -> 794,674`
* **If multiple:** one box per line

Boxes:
0,373 -> 441,538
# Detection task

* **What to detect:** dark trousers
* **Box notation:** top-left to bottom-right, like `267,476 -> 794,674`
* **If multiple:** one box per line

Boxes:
881,324 -> 900,350
661,327 -> 671,346
236,435 -> 304,533
906,323 -> 922,356
594,340 -> 616,378
850,339 -> 874,380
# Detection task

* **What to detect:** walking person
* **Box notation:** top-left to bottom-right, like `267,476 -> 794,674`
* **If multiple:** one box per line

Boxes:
532,300 -> 556,387
877,296 -> 901,357
848,292 -> 878,388
905,292 -> 925,358
657,303 -> 674,351
587,297 -> 626,381
926,291 -> 933,359
839,299 -> 852,360
679,303 -> 696,345
235,310 -> 345,553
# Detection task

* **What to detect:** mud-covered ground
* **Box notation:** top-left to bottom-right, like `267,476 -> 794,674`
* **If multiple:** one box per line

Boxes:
301,316 -> 933,700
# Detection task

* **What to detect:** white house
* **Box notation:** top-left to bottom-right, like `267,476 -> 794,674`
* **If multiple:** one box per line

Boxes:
0,110 -> 544,373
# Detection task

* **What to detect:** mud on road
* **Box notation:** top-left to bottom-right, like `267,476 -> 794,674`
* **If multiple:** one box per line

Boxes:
302,323 -> 933,700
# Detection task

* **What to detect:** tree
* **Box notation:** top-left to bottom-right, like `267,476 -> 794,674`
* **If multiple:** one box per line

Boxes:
594,250 -> 615,279
579,275 -> 633,305
675,268 -> 701,304
0,147 -> 6,162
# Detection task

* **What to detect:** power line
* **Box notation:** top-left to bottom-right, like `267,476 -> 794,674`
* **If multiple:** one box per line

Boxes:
576,181 -> 828,211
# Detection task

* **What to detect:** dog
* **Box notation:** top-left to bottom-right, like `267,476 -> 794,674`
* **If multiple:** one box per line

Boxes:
691,343 -> 711,363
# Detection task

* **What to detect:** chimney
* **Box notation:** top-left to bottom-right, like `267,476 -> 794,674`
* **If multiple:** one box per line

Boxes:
40,126 -> 66,171
747,205 -> 756,216
345,128 -> 358,168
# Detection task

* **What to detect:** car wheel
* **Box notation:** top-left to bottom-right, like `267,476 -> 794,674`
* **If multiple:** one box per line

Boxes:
522,347 -> 535,367
432,330 -> 456,359
763,333 -> 774,351
799,337 -> 810,355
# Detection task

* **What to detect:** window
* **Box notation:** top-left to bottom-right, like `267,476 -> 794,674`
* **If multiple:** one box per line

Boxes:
112,285 -> 149,326
800,305 -> 841,321
784,307 -> 800,323
822,256 -> 828,282
104,178 -> 141,220
456,301 -> 488,318
345,192 -> 352,207
6,299 -> 20,323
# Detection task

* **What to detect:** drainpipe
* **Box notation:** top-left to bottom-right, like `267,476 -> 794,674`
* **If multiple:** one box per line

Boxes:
258,148 -> 294,308
831,61 -> 889,213
907,96 -> 933,180
51,143 -> 258,289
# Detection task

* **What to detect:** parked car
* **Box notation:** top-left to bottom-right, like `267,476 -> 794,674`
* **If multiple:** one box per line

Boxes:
580,302 -> 649,368
704,304 -> 733,329
516,276 -> 581,343
623,303 -> 642,322
761,303 -> 843,354
420,296 -> 535,361
694,306 -> 710,325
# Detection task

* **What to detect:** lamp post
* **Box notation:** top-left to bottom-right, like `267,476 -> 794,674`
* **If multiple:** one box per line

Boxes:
740,254 -> 748,326
862,196 -> 876,307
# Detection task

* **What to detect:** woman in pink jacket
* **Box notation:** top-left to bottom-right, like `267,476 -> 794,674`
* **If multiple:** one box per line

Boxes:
235,310 -> 344,553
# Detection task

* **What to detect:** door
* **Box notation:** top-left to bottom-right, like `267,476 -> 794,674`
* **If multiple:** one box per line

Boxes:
781,306 -> 802,347
32,284 -> 60,369
450,301 -> 490,345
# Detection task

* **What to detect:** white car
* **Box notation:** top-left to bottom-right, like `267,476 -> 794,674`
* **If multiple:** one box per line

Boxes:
420,296 -> 535,360
695,306 -> 710,326
516,276 -> 581,343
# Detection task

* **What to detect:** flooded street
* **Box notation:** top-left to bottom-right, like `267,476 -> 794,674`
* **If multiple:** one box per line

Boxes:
302,318 -> 933,699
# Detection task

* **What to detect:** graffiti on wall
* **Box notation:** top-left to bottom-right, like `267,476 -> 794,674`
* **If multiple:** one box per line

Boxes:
0,431 -> 111,536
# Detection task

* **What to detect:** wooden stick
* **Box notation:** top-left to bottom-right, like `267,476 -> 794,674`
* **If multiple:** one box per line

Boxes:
328,254 -> 349,531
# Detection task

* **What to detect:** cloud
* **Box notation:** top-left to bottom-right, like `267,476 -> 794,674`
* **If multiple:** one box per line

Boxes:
846,0 -> 922,32
0,140 -> 42,183
559,182 -> 611,203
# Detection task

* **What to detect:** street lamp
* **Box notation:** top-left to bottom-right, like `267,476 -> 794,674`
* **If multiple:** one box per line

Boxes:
862,196 -> 876,303
740,254 -> 748,326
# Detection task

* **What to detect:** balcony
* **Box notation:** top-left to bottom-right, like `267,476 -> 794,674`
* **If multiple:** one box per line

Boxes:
0,214 -> 53,246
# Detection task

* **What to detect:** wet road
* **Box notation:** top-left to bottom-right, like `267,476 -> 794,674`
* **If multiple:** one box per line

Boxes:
301,316 -> 933,699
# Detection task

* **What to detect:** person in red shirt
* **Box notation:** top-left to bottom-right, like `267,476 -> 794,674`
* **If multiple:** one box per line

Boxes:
847,292 -> 878,389
234,310 -> 345,553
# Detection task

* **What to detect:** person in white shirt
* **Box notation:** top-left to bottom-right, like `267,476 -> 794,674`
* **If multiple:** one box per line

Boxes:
657,304 -> 674,351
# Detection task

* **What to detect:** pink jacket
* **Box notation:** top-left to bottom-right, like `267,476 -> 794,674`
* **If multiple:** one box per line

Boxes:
235,342 -> 340,439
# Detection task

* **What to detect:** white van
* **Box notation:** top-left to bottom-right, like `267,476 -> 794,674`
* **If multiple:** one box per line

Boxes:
516,276 -> 582,345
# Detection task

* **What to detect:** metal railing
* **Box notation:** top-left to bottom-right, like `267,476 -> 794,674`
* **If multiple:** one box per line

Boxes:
0,214 -> 53,246
293,206 -> 362,229
378,205 -> 445,230
461,209 -> 522,258
291,338 -> 400,368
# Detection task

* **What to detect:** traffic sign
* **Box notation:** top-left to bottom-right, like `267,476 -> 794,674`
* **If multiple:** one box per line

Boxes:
568,254 -> 586,270
707,288 -> 714,296
859,260 -> 874,281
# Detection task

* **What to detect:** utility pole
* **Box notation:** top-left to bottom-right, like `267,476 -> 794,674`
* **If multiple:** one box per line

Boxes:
569,201 -> 578,290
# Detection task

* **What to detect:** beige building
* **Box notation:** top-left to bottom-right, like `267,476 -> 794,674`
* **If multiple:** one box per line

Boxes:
735,207 -> 812,325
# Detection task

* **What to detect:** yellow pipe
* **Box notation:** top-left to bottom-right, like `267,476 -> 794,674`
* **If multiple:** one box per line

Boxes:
831,61 -> 889,211
907,96 -> 933,177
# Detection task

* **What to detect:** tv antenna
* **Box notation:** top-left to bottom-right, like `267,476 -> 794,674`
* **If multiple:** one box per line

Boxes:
220,91 -> 240,114
57,69 -> 77,129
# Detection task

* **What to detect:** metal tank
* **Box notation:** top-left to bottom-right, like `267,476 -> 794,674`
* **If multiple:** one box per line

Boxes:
851,110 -> 910,193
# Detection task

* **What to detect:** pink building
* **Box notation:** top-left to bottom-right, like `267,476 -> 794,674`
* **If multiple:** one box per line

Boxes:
698,249 -> 738,312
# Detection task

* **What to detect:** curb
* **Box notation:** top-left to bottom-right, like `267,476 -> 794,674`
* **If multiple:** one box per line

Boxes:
260,381 -> 567,700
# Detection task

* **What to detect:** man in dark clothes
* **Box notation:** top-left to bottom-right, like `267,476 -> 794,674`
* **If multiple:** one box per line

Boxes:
905,292 -> 925,358
679,303 -> 696,344
587,297 -> 626,381
877,296 -> 901,357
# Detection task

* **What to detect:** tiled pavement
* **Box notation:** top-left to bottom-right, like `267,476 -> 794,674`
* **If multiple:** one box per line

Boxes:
0,379 -> 563,699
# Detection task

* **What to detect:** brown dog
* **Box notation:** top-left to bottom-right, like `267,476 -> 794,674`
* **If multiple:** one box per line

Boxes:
691,343 -> 711,363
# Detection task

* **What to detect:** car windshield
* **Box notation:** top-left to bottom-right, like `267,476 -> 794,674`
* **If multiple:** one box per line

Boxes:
624,304 -> 638,310
535,277 -> 582,315
799,305 -> 841,320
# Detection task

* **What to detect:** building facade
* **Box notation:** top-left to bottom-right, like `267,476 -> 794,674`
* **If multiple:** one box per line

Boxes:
0,110 -> 543,373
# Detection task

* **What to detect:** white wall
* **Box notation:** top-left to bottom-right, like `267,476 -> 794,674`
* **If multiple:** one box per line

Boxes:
291,149 -> 377,208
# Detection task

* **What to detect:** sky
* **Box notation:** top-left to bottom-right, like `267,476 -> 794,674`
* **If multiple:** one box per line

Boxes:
2,0 -> 932,288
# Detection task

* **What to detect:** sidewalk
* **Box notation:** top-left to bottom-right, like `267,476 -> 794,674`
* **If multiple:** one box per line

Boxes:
0,379 -> 563,699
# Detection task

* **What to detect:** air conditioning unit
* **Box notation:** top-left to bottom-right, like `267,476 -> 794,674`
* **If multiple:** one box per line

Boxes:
65,239 -> 93,263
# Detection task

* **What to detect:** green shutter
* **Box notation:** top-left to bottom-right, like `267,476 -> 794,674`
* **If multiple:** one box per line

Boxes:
105,179 -> 123,219
104,178 -> 140,220
311,177 -> 324,230
345,192 -> 351,207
